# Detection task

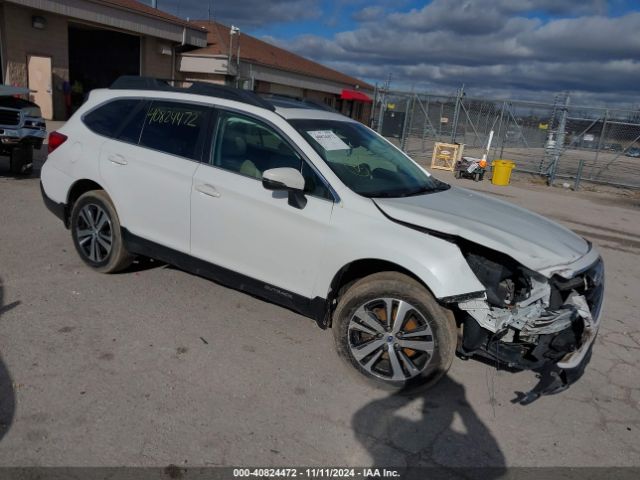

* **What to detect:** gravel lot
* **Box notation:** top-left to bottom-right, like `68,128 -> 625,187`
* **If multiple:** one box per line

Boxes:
398,136 -> 640,189
0,146 -> 639,470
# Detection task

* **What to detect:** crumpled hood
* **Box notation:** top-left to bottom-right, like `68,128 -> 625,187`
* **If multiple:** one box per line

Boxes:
374,186 -> 589,273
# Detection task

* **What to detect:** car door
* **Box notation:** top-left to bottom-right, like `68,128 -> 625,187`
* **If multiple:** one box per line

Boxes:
190,109 -> 335,298
98,99 -> 209,253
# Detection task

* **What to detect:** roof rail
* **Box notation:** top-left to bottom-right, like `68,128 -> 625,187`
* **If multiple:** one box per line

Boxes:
262,94 -> 337,112
109,76 -> 275,112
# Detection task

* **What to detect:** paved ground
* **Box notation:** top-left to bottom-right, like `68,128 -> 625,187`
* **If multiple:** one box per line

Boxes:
0,147 -> 639,469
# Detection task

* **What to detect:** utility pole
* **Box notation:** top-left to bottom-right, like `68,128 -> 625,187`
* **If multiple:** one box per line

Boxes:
228,26 -> 240,86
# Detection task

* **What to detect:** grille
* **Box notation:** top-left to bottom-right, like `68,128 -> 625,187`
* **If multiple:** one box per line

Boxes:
0,109 -> 20,126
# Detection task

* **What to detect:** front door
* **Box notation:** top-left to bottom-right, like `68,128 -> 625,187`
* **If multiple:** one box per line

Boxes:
27,55 -> 53,119
190,110 -> 335,298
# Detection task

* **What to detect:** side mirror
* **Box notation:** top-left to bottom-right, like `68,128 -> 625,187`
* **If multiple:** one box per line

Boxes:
262,167 -> 307,209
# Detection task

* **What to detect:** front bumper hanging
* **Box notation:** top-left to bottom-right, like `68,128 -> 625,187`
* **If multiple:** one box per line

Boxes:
458,258 -> 604,404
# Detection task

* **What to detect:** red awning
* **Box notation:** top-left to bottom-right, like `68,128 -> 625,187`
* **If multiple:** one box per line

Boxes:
340,89 -> 372,103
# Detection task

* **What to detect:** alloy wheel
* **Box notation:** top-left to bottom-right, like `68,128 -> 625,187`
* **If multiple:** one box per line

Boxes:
75,203 -> 113,263
348,298 -> 435,381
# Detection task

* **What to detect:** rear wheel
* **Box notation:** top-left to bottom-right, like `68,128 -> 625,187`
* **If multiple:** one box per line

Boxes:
332,272 -> 457,392
70,190 -> 133,273
9,145 -> 33,175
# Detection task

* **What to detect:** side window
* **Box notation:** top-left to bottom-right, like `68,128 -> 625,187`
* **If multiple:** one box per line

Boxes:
138,101 -> 208,160
84,99 -> 143,139
118,101 -> 149,144
301,162 -> 333,200
213,112 -> 302,179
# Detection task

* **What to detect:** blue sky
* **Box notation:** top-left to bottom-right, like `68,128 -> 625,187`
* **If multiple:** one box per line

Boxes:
147,0 -> 640,106
250,0 -> 638,39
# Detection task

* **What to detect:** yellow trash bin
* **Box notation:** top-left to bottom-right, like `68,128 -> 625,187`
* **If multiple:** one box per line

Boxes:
491,160 -> 516,186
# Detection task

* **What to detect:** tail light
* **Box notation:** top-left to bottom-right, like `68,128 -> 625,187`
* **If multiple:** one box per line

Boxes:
48,131 -> 68,154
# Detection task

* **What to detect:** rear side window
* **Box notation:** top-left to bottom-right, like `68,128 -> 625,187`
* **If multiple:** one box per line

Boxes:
138,101 -> 209,160
84,99 -> 144,139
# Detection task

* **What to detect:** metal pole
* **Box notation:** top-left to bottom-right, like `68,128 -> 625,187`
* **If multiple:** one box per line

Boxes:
369,83 -> 378,127
376,95 -> 385,134
588,109 -> 608,180
235,33 -> 241,87
228,29 -> 234,74
499,102 -> 509,159
377,73 -> 391,134
450,84 -> 464,143
421,95 -> 430,152
400,96 -> 412,152
494,101 -> 506,159
549,95 -> 570,186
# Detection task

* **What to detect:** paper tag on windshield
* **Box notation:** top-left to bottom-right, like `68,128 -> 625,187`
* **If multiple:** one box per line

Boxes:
307,130 -> 350,151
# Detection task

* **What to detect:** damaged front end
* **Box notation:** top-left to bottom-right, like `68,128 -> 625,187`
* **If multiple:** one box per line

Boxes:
454,242 -> 605,404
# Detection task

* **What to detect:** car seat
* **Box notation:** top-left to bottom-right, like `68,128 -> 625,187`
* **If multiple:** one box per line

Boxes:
219,132 -> 260,179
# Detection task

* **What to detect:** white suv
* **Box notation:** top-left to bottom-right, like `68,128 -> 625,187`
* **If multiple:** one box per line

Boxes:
41,77 -> 604,403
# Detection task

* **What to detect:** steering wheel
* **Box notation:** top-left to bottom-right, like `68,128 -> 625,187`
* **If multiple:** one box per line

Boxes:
348,163 -> 372,177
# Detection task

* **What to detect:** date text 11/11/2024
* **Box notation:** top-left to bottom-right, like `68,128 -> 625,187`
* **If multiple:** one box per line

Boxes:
232,468 -> 400,478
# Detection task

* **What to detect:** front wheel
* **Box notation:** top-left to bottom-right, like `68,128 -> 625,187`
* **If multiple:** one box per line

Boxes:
332,272 -> 457,392
70,190 -> 133,273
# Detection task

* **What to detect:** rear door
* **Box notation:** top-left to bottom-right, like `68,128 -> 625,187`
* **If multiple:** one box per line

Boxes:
97,99 -> 210,253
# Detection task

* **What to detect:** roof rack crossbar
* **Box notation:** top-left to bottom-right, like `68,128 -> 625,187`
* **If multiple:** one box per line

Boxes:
109,76 -> 275,111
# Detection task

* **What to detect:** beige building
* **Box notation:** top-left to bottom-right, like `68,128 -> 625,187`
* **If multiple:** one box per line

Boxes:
0,0 -> 373,123
0,0 -> 206,120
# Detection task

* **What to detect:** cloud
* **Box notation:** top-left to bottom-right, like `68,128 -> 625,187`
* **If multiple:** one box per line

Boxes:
271,1 -> 640,106
145,0 -> 638,105
351,6 -> 386,23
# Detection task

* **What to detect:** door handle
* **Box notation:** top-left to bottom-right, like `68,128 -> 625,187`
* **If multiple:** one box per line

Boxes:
195,183 -> 220,198
108,154 -> 128,165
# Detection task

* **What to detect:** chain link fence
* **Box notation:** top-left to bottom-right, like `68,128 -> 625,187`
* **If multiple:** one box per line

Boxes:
369,88 -> 640,189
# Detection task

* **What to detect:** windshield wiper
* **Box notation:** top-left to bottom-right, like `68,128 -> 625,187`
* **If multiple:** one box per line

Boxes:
363,182 -> 450,199
401,183 -> 450,197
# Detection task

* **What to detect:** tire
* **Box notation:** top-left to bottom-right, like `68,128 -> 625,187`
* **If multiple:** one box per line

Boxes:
9,145 -> 32,175
473,172 -> 481,182
332,272 -> 457,393
70,190 -> 133,273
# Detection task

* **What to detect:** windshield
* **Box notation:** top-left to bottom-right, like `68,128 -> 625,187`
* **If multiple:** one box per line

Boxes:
289,119 -> 449,198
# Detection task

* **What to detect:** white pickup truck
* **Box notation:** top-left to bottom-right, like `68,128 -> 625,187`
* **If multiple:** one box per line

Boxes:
0,85 -> 47,174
